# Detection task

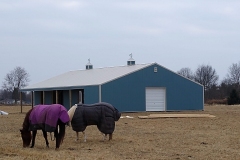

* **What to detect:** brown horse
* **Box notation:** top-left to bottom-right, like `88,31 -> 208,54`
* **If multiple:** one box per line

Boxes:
20,104 -> 70,149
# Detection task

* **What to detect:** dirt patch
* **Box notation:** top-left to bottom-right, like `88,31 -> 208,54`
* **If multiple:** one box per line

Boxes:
1,105 -> 240,159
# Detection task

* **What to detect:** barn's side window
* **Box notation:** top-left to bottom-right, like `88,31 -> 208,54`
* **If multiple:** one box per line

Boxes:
154,67 -> 157,73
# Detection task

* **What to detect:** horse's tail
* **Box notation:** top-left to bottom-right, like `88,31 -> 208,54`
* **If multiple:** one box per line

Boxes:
59,120 -> 66,144
55,120 -> 66,148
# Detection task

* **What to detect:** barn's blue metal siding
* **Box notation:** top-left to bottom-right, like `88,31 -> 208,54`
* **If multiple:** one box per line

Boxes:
158,66 -> 203,111
82,86 -> 99,104
102,64 -> 203,112
101,74 -> 146,112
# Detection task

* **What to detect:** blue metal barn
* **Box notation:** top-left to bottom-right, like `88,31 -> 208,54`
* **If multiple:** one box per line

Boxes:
21,60 -> 204,112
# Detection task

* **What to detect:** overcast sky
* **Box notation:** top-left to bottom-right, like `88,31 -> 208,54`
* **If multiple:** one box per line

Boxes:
1,0 -> 240,86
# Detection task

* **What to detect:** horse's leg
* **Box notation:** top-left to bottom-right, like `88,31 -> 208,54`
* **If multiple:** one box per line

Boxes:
30,130 -> 37,148
83,131 -> 87,142
109,133 -> 112,140
102,133 -> 107,141
55,125 -> 61,149
75,131 -> 79,141
42,130 -> 49,148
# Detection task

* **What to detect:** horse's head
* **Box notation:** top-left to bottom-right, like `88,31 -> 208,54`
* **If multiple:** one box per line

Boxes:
20,129 -> 31,147
114,108 -> 121,121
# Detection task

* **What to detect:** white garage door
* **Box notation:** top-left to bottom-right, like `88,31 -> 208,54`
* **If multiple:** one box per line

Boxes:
146,88 -> 166,111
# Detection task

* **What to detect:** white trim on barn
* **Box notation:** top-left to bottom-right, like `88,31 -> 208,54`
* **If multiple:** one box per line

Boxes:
146,87 -> 166,111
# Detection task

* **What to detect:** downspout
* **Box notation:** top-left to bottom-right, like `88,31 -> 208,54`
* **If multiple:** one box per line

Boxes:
43,91 -> 45,104
56,90 -> 58,104
31,91 -> 33,108
99,85 -> 102,102
69,90 -> 72,108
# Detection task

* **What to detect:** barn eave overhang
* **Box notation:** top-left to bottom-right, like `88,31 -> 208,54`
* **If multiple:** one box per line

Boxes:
20,84 -> 100,92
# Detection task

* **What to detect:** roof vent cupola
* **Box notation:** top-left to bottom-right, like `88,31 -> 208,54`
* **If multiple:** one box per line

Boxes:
127,53 -> 135,66
86,59 -> 93,70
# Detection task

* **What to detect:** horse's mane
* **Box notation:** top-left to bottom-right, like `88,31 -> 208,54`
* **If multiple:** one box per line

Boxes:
68,105 -> 77,122
22,108 -> 33,131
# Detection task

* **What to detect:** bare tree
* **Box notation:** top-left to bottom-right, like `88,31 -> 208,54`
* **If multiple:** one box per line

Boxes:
177,67 -> 194,80
2,66 -> 30,103
226,62 -> 240,86
194,64 -> 219,89
194,64 -> 219,101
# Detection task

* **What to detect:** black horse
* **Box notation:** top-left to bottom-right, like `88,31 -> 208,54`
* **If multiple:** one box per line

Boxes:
68,102 -> 121,142
20,104 -> 70,149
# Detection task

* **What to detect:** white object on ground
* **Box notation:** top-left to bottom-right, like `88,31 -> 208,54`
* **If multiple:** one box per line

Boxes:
0,110 -> 9,115
120,116 -> 134,118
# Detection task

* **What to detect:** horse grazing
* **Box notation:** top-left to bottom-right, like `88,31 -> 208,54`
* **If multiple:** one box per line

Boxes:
68,102 -> 121,142
20,104 -> 70,149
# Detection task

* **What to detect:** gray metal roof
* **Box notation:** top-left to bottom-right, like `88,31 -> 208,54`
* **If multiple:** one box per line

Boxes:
21,63 -> 154,91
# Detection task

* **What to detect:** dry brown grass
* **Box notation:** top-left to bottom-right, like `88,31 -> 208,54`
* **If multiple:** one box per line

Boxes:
1,105 -> 240,160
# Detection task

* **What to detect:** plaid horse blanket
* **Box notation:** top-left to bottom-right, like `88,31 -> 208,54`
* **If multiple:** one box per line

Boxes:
71,102 -> 121,134
29,104 -> 70,132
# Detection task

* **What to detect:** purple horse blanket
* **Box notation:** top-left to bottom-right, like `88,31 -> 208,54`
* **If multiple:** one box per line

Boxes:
29,104 -> 70,132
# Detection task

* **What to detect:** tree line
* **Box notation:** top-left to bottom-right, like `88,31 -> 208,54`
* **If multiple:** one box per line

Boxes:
1,62 -> 240,105
177,61 -> 240,105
